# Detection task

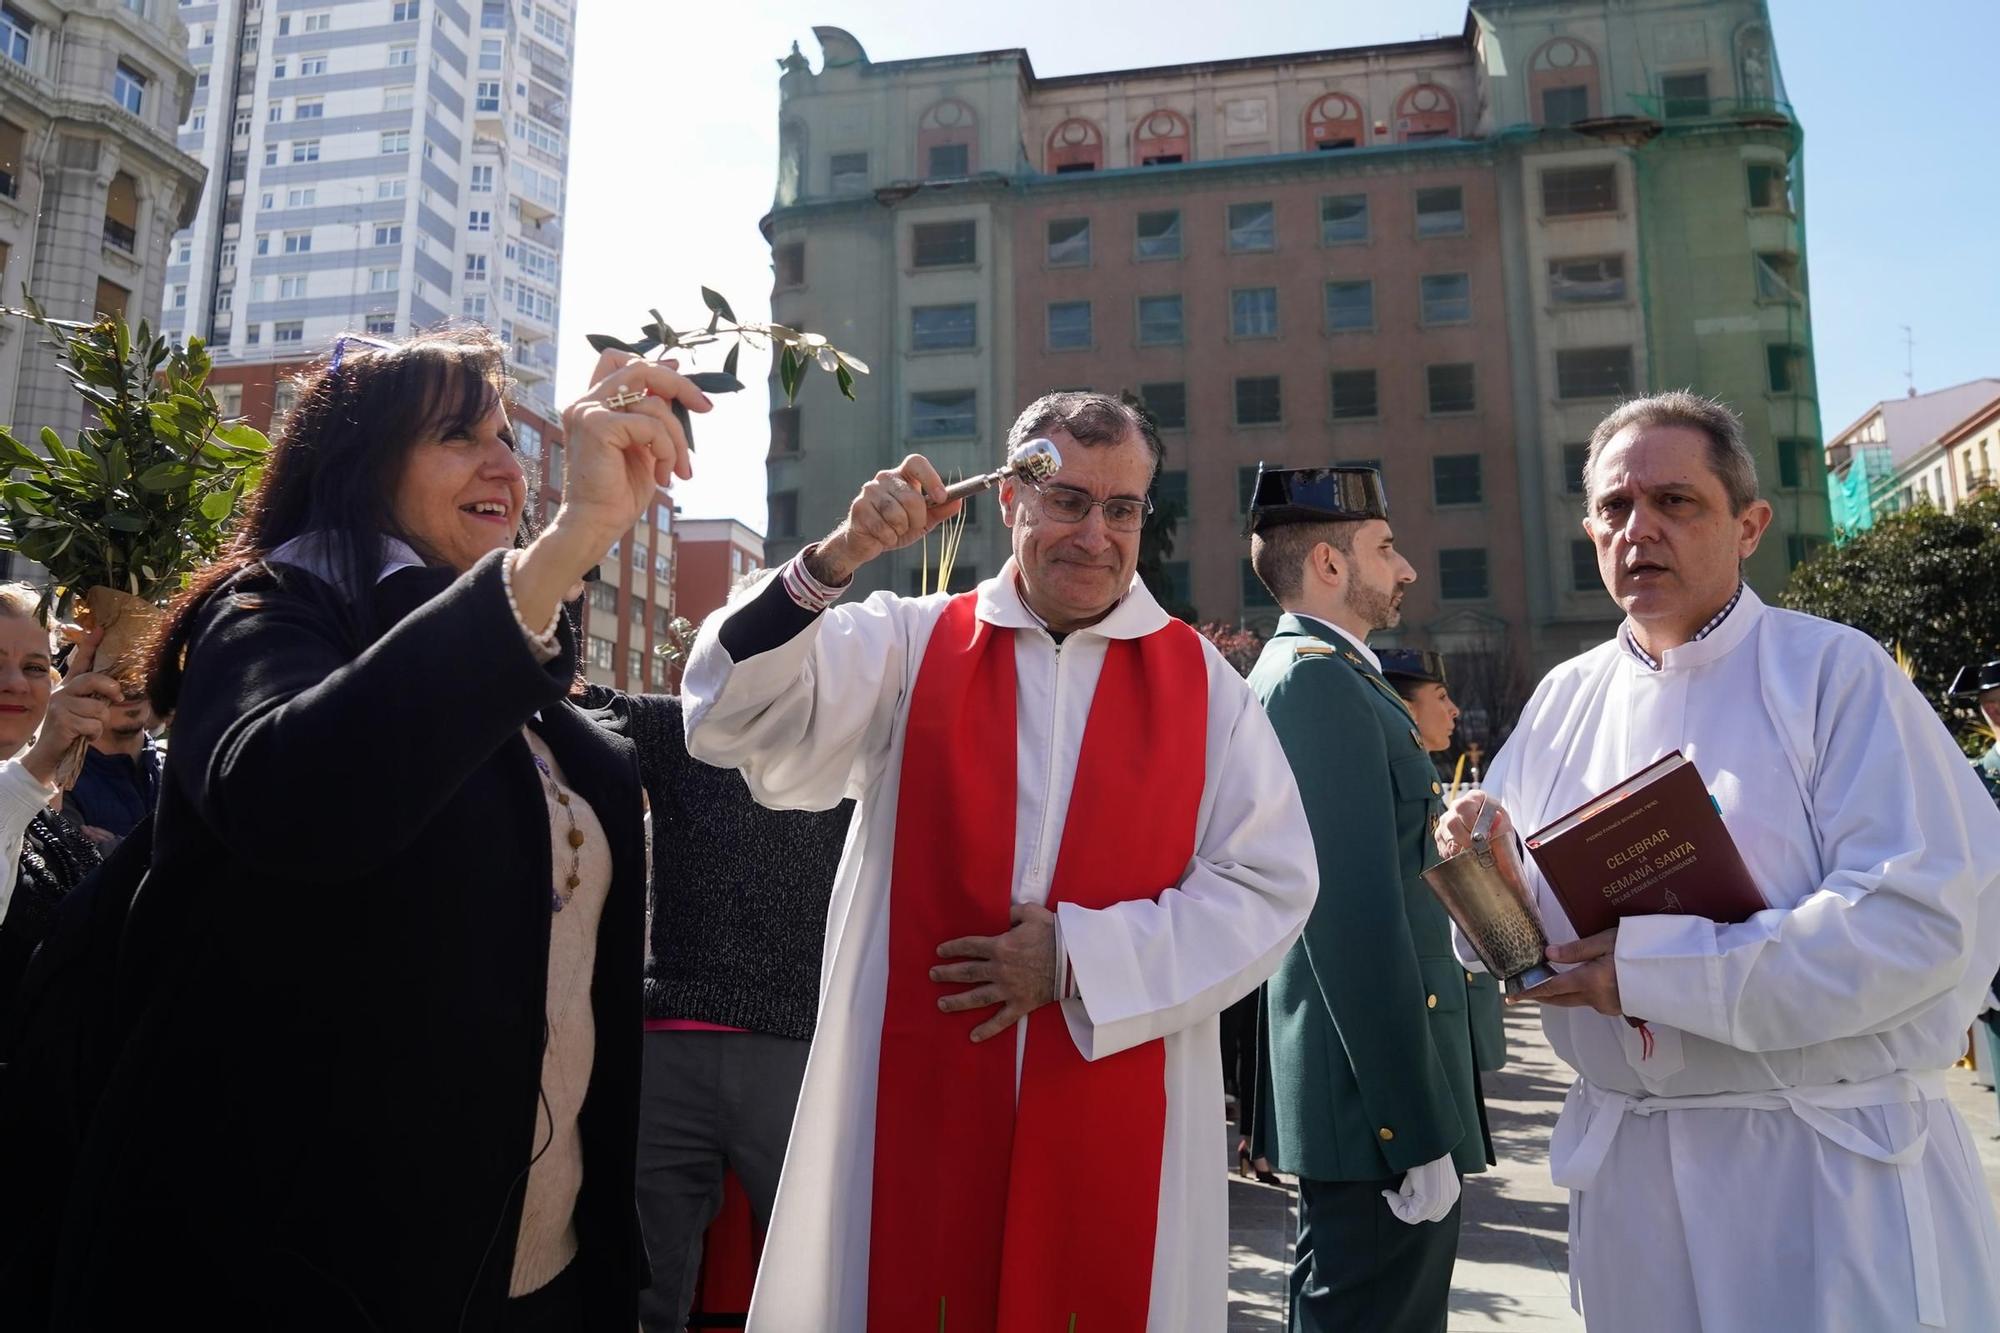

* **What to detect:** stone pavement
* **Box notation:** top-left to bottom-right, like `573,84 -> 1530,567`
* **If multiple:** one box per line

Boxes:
1230,1009 -> 2000,1331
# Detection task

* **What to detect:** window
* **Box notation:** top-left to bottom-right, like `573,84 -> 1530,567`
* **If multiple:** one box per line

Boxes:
269,103 -> 284,124
188,111 -> 204,133
461,164 -> 490,194
1427,363 -> 1476,414
1134,108 -> 1190,165
1549,256 -> 1626,304
112,63 -> 146,116
1329,369 -> 1379,420
465,254 -> 487,279
1231,287 -> 1278,338
927,143 -> 968,178
173,238 -> 192,265
1,5 -> 30,66
282,230 -> 311,254
1754,252 -> 1801,302
170,284 -> 187,309
378,178 -> 408,199
1139,381 -> 1186,429
263,141 -> 280,167
1321,194 -> 1369,244
769,406 -> 801,456
829,151 -> 868,193
299,54 -> 326,76
768,490 -> 800,539
1047,300 -> 1092,350
273,57 -> 287,79
234,110 -> 253,136
292,139 -> 320,163
1777,437 -> 1813,489
1542,165 -> 1618,216
369,267 -> 399,292
1563,442 -> 1590,495
1235,466 -> 1264,513
1747,162 -> 1793,212
912,220 -> 975,268
462,293 -> 487,319
385,84 -> 415,111
1570,539 -> 1599,592
1767,344 -> 1807,394
1242,558 -> 1275,608
1154,469 -> 1188,515
101,171 -> 138,251
588,636 -> 614,670
1661,72 -> 1710,119
1438,548 -> 1489,600
213,383 -> 243,418
392,0 -> 420,18
1420,273 -> 1471,324
1135,210 -> 1181,260
278,274 -> 307,299
287,187 -> 317,208
1324,280 -> 1373,332
467,209 -> 492,232
479,37 -> 502,69
213,284 -> 232,312
381,130 -> 411,154
1433,454 -> 1482,506
388,43 -> 415,66
1137,295 -> 1183,346
1227,201 -> 1275,252
775,241 -> 805,288
254,232 -> 271,256
1415,187 -> 1464,237
532,4 -> 567,44
587,583 -> 615,616
911,390 -> 976,439
476,81 -> 500,111
274,320 -> 305,344
911,303 -> 975,352
1786,534 -> 1827,571
295,99 -> 323,120
1235,376 -> 1281,426
1556,346 -> 1636,399
1543,85 -> 1590,127
1046,217 -> 1090,267
0,119 -> 18,198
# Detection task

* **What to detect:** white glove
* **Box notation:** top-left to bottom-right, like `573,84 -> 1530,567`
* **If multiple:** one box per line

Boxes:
1381,1153 -> 1461,1225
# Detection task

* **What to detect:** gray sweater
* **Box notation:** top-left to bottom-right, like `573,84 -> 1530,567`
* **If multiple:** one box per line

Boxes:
580,688 -> 850,1041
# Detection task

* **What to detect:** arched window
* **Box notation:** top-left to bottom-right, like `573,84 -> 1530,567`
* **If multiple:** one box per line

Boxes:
1133,108 -> 1191,166
1045,117 -> 1103,173
103,170 -> 140,252
918,99 -> 978,178
1394,84 -> 1458,142
1304,92 -> 1366,151
1530,37 -> 1600,127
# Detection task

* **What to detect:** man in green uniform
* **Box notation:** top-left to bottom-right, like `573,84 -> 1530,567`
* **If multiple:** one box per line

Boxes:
1380,647 -> 1504,1165
1951,659 -> 2000,806
1244,466 -> 1486,1332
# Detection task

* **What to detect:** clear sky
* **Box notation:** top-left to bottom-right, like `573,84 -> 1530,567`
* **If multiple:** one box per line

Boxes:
557,0 -> 2000,527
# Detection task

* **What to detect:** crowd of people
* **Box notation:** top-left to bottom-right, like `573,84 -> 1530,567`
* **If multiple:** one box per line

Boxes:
0,325 -> 1995,1333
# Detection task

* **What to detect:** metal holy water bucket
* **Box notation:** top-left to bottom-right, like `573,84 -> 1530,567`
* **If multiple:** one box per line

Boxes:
1421,809 -> 1558,997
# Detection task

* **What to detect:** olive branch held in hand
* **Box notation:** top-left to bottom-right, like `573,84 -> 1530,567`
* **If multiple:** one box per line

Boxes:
585,287 -> 870,412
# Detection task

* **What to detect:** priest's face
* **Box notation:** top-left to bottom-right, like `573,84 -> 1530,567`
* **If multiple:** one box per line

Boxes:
1001,428 -> 1151,633
1583,424 -> 1772,636
1339,519 -> 1416,632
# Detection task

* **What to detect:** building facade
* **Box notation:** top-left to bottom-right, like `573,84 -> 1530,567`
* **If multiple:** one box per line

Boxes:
0,0 -> 205,437
672,515 -> 763,628
1826,379 -> 2000,530
763,0 -> 1827,728
164,0 -> 570,415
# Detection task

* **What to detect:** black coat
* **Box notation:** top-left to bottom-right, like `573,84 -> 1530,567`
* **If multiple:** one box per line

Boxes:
46,551 -> 647,1331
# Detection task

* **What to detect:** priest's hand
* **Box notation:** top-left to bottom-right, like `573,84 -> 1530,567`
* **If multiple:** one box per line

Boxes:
805,455 -> 964,587
931,903 -> 1058,1044
1435,791 -> 1514,859
1520,929 -> 1623,1015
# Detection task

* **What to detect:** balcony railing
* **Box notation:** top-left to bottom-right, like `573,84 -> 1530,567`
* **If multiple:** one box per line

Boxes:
0,167 -> 16,199
103,216 -> 137,252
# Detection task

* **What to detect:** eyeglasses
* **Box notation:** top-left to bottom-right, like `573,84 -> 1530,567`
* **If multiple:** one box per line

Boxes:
1024,480 -> 1153,532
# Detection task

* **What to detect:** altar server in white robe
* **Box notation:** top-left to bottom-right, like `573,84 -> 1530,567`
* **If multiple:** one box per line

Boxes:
683,391 -> 1317,1333
1438,390 -> 2000,1332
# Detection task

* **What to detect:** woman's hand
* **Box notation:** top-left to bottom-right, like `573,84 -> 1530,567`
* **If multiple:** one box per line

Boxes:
554,350 -> 711,550
21,634 -> 124,787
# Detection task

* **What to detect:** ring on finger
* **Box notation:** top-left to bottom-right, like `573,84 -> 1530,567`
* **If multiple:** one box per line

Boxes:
605,386 -> 649,410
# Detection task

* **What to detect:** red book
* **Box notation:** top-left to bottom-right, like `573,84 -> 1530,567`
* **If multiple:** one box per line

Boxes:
1523,751 -> 1766,938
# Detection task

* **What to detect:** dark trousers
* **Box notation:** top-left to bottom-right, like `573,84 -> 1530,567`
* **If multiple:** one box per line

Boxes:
635,1029 -> 810,1332
1292,1175 -> 1460,1333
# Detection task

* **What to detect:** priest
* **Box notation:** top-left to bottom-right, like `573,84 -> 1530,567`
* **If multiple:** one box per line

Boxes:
682,392 -> 1317,1332
1437,390 -> 2000,1330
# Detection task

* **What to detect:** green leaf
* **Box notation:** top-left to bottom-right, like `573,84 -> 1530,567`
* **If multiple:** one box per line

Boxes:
835,362 -> 856,401
101,511 -> 147,532
835,350 -> 871,376
199,490 -> 235,521
39,426 -> 71,468
700,287 -> 737,323
136,463 -> 198,492
212,422 -> 270,452
723,342 -> 740,380
586,333 -> 638,355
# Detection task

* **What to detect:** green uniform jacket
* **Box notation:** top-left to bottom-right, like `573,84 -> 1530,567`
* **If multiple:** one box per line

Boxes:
1468,971 -> 1508,1073
1250,614 -> 1486,1180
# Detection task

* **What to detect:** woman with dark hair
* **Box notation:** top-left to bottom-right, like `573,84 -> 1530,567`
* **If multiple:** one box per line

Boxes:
44,328 -> 709,1331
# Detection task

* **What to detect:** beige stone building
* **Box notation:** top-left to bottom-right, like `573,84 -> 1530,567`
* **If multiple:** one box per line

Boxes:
0,0 -> 203,441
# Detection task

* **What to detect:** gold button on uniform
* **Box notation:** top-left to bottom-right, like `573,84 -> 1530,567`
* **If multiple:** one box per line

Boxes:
1426,994 -> 1438,1009
1466,971 -> 1475,982
1430,780 -> 1442,795
1378,1127 -> 1395,1142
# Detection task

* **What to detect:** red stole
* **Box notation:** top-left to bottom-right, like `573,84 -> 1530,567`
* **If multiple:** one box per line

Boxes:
867,591 -> 1209,1332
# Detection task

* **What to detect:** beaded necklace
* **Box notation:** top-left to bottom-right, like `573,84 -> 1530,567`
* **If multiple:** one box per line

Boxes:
532,751 -> 584,913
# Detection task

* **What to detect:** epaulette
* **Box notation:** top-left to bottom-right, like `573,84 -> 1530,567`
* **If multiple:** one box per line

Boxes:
1294,644 -> 1335,657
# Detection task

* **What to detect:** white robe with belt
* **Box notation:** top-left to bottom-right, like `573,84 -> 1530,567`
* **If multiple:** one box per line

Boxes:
682,563 -> 1318,1332
1481,586 -> 2000,1331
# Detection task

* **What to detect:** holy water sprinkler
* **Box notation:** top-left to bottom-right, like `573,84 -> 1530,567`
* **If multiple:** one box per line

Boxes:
933,437 -> 1063,506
